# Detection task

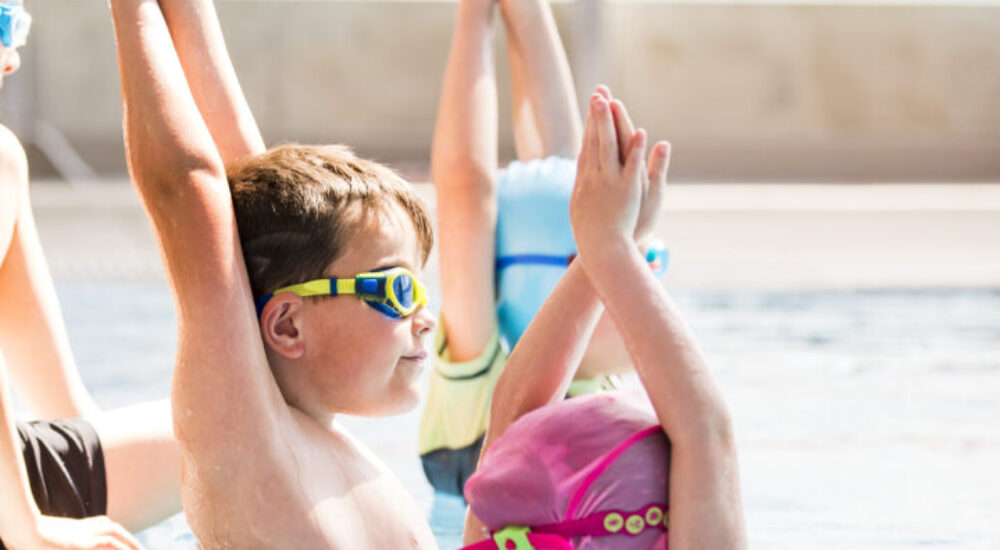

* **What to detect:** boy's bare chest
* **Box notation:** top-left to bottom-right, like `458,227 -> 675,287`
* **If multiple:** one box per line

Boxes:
202,424 -> 437,549
298,429 -> 437,549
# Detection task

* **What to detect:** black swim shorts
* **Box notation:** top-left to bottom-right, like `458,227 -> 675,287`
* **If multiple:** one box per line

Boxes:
0,418 -> 107,549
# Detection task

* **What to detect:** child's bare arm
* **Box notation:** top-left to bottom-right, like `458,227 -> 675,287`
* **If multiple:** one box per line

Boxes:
461,87 -> 639,544
0,354 -> 142,550
156,0 -> 265,162
0,128 -> 97,419
572,93 -> 747,550
431,0 -> 499,362
109,0 -> 286,464
462,262 -> 603,543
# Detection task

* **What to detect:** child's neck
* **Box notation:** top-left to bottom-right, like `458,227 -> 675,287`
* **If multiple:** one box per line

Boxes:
286,397 -> 336,430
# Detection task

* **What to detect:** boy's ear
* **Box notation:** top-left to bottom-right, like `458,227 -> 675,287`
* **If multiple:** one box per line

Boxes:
260,295 -> 305,359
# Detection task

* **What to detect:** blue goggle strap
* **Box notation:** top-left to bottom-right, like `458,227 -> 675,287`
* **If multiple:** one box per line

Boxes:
497,247 -> 669,277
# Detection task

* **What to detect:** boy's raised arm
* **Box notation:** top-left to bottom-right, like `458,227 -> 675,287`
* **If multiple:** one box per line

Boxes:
571,94 -> 746,550
157,0 -> 265,162
109,0 -> 285,458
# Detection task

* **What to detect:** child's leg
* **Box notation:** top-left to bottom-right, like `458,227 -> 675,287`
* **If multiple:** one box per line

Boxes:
431,0 -> 500,361
91,400 -> 182,532
499,0 -> 582,161
0,128 -> 97,419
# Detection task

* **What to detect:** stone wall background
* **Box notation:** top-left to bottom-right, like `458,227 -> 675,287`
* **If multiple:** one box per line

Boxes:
3,0 -> 998,181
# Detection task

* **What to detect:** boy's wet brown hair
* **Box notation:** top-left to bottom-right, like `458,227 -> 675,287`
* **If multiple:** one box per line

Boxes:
226,144 -> 433,298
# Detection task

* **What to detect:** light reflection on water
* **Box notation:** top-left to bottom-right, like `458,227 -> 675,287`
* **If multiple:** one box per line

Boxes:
57,284 -> 1000,549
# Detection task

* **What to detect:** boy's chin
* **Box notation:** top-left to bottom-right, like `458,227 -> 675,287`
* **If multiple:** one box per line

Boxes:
355,385 -> 421,418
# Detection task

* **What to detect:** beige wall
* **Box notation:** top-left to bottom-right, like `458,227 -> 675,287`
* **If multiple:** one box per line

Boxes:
4,1 -> 999,181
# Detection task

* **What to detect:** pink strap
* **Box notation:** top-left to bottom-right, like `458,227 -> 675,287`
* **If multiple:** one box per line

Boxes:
458,533 -> 573,550
564,425 -> 663,520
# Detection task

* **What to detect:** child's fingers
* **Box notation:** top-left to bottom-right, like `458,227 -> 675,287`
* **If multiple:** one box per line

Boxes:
595,85 -> 612,101
611,99 -> 636,165
593,96 -> 619,172
622,129 -> 648,188
648,141 -> 671,185
579,93 -> 603,172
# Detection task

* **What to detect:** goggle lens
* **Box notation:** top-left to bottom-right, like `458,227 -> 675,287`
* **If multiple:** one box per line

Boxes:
393,274 -> 415,310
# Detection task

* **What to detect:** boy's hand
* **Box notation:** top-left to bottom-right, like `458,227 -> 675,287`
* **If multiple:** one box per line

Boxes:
570,90 -> 648,257
7,515 -> 144,550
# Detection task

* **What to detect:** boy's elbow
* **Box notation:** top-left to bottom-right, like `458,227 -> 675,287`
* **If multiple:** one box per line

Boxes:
124,126 -> 227,196
431,155 -> 496,197
131,155 -> 228,202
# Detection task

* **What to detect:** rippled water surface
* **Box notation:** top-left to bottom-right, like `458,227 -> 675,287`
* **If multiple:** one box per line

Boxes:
58,284 -> 1000,549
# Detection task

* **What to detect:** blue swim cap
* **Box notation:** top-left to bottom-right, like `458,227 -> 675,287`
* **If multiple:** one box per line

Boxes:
495,157 -> 578,348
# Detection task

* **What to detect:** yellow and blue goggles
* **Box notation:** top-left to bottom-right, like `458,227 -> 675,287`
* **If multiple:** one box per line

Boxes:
254,267 -> 429,320
0,3 -> 31,49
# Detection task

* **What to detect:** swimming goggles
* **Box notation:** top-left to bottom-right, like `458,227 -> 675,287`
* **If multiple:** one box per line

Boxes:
496,241 -> 669,278
460,425 -> 669,550
254,267 -> 428,319
0,3 -> 30,49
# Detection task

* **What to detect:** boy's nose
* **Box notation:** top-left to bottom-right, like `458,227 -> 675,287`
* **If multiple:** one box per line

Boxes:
412,306 -> 437,336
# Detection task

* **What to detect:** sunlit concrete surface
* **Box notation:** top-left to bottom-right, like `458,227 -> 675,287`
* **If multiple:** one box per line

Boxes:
31,181 -> 1000,290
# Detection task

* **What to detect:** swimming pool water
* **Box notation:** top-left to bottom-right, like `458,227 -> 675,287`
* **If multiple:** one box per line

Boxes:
55,283 -> 1000,549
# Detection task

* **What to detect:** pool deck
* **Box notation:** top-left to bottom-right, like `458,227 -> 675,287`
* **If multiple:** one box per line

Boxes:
32,180 -> 1000,290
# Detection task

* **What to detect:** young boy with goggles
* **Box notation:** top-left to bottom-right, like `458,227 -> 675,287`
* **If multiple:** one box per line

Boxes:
109,0 -> 439,547
420,0 -> 670,498
1,4 -> 180,549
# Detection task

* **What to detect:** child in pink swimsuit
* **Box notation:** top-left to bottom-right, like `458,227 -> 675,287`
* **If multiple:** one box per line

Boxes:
458,87 -> 749,550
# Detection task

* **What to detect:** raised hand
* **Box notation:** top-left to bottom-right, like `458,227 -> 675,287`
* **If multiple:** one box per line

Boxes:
634,140 -> 670,245
569,89 -> 648,259
596,86 -> 671,245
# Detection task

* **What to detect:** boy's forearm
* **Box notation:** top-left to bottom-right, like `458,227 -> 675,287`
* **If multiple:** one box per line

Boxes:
111,0 -> 225,194
0,356 -> 42,546
484,262 -> 603,452
157,0 -> 266,162
581,240 -> 733,444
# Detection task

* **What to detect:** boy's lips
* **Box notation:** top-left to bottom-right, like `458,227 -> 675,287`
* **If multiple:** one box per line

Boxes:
401,351 -> 428,363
